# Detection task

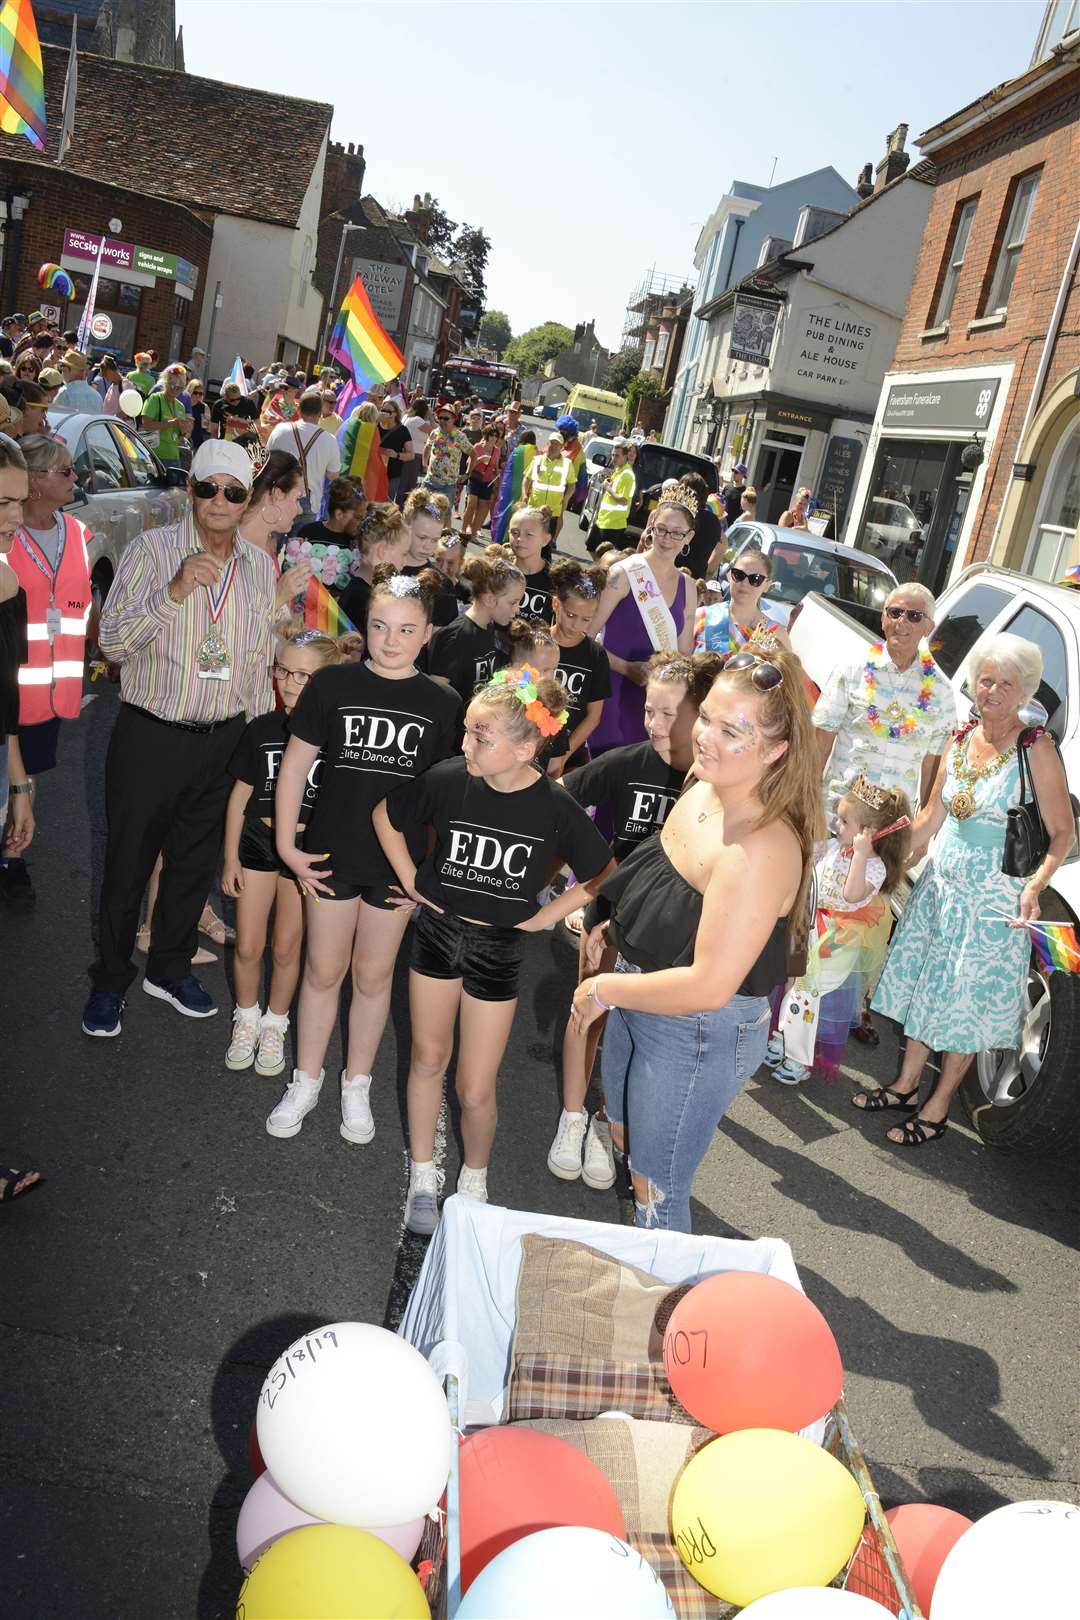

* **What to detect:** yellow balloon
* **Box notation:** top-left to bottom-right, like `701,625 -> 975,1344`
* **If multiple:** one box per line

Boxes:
670,1428 -> 865,1607
236,1523 -> 430,1620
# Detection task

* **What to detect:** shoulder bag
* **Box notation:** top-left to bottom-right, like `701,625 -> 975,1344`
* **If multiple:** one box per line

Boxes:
1002,728 -> 1080,878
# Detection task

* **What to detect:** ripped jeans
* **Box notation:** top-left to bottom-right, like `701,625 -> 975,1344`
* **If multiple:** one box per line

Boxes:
601,956 -> 771,1232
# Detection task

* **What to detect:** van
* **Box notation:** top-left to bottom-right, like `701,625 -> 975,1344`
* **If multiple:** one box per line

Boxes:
565,385 -> 626,437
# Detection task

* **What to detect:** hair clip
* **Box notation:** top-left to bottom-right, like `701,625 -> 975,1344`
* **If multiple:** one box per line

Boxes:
384,574 -> 422,597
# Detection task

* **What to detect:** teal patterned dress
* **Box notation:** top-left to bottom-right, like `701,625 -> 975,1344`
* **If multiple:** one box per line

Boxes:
873,733 -> 1029,1053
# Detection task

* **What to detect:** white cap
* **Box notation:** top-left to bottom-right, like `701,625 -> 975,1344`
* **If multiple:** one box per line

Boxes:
191,438 -> 254,490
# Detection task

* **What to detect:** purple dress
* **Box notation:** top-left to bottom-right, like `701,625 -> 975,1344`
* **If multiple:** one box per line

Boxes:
590,569 -> 689,754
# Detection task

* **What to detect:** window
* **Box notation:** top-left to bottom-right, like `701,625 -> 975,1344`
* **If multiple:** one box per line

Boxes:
984,172 -> 1040,314
760,541 -> 892,611
1028,419 -> 1080,582
112,424 -> 157,488
1032,0 -> 1079,63
641,336 -> 656,371
655,329 -> 670,369
932,198 -> 978,325
1002,604 -> 1068,731
931,582 -> 1011,678
74,423 -> 126,492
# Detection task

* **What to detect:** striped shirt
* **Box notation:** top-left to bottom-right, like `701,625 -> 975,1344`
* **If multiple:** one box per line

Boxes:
99,513 -> 276,724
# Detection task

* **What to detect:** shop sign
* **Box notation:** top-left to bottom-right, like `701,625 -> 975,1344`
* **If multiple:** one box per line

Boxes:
174,256 -> 198,291
794,304 -> 876,394
882,376 -> 1001,432
63,227 -> 189,283
351,258 -> 407,333
90,313 -> 113,339
766,394 -> 834,434
816,434 -> 863,534
730,293 -> 781,366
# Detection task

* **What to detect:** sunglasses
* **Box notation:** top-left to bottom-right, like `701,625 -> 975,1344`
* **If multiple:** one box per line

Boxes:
724,650 -> 784,690
191,478 -> 248,504
885,605 -> 928,624
730,565 -> 767,587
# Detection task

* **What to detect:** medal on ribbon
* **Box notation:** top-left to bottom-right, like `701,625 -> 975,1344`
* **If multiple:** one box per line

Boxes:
197,553 -> 236,678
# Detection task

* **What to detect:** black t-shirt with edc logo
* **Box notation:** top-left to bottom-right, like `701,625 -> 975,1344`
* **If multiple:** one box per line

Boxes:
563,741 -> 685,860
520,567 -> 553,623
229,709 -> 322,825
555,634 -> 611,724
427,614 -> 507,705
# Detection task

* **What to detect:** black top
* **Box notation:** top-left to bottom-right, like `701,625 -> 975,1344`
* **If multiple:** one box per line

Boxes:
404,563 -> 461,629
555,635 -> 611,729
380,422 -> 412,479
519,566 -> 553,624
303,520 -> 352,550
602,834 -> 788,995
723,484 -> 745,527
210,396 -> 258,432
563,742 -> 683,861
338,574 -> 371,632
229,710 -> 319,826
289,661 -> 461,883
427,614 -> 506,705
387,756 -> 612,927
685,507 -> 723,580
0,581 -> 27,744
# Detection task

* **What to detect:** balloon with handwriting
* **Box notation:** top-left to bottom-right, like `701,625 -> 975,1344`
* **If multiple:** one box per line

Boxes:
456,1527 -> 675,1618
235,1523 -> 429,1619
255,1322 -> 452,1528
738,1591 -> 896,1617
846,1503 -> 971,1614
670,1428 -> 864,1605
930,1499 -> 1080,1620
662,1272 -> 842,1434
119,388 -> 144,418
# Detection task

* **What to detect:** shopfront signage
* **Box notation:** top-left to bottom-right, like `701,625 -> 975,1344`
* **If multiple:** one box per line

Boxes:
765,394 -> 835,434
63,227 -> 191,283
90,313 -> 113,339
730,293 -> 781,366
816,434 -> 863,535
350,258 -> 407,334
882,376 -> 1001,433
794,304 -> 876,395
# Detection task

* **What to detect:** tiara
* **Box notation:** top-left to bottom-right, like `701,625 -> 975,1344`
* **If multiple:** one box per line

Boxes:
658,482 -> 700,518
245,442 -> 269,472
747,623 -> 780,653
488,663 -> 569,738
848,771 -> 888,810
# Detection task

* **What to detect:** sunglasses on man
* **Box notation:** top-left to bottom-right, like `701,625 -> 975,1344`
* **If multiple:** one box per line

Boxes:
192,478 -> 248,504
884,605 -> 928,624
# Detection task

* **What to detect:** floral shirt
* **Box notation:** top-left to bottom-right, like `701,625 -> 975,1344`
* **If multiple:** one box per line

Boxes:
425,426 -> 473,484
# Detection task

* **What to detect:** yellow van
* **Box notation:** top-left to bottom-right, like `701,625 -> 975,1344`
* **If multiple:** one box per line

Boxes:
565,385 -> 626,436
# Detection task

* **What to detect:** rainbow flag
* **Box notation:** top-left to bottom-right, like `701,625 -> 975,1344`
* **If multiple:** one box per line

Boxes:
328,272 -> 405,393
341,411 -> 389,503
493,442 -> 536,544
1030,919 -> 1080,975
0,0 -> 46,151
304,577 -> 356,636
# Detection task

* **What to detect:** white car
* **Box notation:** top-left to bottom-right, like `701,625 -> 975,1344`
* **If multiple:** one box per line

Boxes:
860,496 -> 924,564
584,437 -> 615,480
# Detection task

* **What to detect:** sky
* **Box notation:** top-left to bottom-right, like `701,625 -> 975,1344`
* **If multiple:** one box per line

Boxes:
179,0 -> 1046,354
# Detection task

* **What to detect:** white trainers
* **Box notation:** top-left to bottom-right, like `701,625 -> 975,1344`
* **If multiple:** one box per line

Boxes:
457,1164 -> 488,1203
225,1006 -> 261,1071
582,1115 -> 616,1190
340,1071 -> 375,1144
404,1160 -> 443,1235
266,1068 -> 324,1138
547,1108 -> 588,1180
255,1017 -> 288,1077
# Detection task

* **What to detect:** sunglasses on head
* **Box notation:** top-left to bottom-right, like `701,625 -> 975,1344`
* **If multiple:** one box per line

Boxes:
729,565 -> 767,587
724,650 -> 784,690
885,605 -> 927,624
192,478 -> 248,504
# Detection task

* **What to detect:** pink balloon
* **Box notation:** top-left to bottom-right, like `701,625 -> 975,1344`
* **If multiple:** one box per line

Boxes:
236,1471 -> 426,1572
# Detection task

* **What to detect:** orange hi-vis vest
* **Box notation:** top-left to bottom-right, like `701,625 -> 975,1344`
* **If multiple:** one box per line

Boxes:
11,513 -> 92,723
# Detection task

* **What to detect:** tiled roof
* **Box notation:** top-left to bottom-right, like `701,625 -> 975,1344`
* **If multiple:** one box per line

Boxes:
0,44 -> 331,229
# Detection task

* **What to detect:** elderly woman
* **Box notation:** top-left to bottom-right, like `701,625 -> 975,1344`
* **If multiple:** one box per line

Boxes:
694,539 -> 789,656
860,633 -> 1074,1145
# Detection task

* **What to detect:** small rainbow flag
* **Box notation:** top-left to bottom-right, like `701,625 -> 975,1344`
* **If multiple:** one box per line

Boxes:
1030,919 -> 1080,975
0,0 -> 47,151
341,412 -> 389,504
492,442 -> 536,544
328,272 -> 405,394
303,577 -> 356,636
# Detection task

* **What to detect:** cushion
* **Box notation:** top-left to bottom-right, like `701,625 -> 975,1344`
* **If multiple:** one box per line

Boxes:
520,1416 -> 710,1536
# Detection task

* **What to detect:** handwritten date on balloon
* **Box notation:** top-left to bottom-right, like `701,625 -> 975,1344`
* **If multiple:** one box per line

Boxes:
662,1328 -> 708,1375
676,1516 -> 717,1569
259,1329 -> 339,1412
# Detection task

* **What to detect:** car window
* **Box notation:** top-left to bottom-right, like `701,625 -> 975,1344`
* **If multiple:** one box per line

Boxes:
765,542 -> 842,603
836,561 -> 895,609
74,423 -> 126,492
112,423 -> 157,488
638,448 -> 718,492
1003,603 -> 1069,731
587,438 -> 613,465
932,582 -> 1012,678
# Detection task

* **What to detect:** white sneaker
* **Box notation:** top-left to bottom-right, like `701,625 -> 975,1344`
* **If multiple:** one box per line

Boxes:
457,1164 -> 488,1203
582,1115 -> 616,1190
255,1017 -> 288,1077
404,1160 -> 442,1235
547,1108 -> 587,1181
225,1006 -> 261,1071
340,1071 -> 375,1144
266,1068 -> 324,1138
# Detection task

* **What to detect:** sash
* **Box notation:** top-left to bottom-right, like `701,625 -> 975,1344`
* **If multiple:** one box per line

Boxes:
607,553 -> 678,655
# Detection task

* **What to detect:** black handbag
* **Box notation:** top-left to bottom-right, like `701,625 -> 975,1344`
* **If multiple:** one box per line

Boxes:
1002,729 -> 1080,878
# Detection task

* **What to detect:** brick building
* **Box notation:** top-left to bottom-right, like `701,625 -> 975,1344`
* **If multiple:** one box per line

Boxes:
36,0 -> 184,67
843,27 -> 1080,593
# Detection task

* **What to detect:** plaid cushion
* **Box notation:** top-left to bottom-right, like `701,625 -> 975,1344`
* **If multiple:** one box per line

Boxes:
508,1351 -> 693,1424
521,1416 -> 710,1535
627,1532 -> 734,1619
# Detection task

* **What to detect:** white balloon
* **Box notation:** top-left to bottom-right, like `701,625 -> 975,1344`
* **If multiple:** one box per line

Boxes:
931,1498 -> 1080,1619
255,1321 -> 452,1528
118,388 -> 144,417
457,1528 -> 676,1618
739,1592 -> 895,1617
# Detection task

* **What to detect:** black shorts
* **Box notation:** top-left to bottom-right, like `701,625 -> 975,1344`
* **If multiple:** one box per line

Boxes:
467,474 -> 497,499
239,817 -> 304,875
318,874 -> 406,907
18,716 -> 61,775
411,903 -> 523,1002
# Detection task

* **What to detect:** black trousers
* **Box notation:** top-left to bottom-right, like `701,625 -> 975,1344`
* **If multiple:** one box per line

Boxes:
92,704 -> 246,994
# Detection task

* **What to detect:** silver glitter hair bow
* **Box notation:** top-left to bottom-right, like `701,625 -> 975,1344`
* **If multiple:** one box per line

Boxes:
386,574 -> 422,597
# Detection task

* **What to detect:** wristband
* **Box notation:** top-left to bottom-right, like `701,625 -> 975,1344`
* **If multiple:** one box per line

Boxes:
9,781 -> 32,796
588,979 -> 612,1012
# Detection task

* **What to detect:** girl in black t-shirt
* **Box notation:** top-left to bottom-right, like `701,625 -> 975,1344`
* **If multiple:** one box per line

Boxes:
426,546 -> 525,705
506,502 -> 555,622
221,624 -> 344,1078
548,558 -> 611,776
337,506 -> 412,635
375,666 -> 614,1234
268,569 -> 461,1145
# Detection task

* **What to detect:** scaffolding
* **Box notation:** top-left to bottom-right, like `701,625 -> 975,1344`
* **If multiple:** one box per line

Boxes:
622,268 -> 696,347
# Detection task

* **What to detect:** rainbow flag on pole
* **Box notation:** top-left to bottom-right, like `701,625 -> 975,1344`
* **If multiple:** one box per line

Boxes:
303,577 -> 356,636
1030,919 -> 1080,975
328,273 -> 405,393
0,0 -> 46,151
493,442 -> 537,544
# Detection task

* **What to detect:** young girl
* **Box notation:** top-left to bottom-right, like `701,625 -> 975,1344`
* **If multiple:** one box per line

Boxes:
269,569 -> 462,1142
374,668 -> 615,1233
506,502 -> 555,622
426,545 -> 525,705
462,426 -> 502,539
401,488 -> 448,571
221,625 -> 343,1076
766,775 -> 910,1084
549,652 -> 721,1187
338,506 -> 411,632
548,558 -> 611,774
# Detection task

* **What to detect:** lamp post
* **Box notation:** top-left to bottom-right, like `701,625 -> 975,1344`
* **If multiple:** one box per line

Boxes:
319,221 -> 363,365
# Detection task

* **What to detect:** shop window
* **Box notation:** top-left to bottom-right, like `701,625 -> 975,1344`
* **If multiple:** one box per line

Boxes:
1003,603 -> 1068,731
931,198 -> 978,326
931,581 -> 1011,678
983,172 -> 1040,315
173,295 -> 187,326
856,441 -> 951,585
1028,418 -> 1080,582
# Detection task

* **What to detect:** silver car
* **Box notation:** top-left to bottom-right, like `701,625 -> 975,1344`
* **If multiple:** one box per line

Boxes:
719,521 -> 898,637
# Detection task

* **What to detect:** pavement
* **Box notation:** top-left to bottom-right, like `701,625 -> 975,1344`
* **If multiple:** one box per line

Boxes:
3,578 -> 1078,1616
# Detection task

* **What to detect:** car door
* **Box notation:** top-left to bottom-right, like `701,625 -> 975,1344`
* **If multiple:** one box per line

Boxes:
71,421 -> 138,577
111,421 -> 186,528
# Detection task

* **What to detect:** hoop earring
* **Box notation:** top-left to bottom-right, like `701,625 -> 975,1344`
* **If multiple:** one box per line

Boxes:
680,542 -> 691,557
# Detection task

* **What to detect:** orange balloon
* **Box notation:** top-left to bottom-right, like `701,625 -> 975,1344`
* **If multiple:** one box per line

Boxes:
662,1272 -> 842,1433
458,1428 -> 626,1593
847,1503 -> 973,1614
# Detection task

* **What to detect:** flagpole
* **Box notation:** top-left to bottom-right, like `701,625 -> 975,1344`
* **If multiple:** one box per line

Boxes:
75,233 -> 105,353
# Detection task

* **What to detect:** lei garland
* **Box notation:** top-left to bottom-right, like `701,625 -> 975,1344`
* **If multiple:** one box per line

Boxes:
489,663 -> 569,738
863,642 -> 936,740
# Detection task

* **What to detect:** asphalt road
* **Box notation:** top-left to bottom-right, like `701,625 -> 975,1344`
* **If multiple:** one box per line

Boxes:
3,598 -> 1078,1616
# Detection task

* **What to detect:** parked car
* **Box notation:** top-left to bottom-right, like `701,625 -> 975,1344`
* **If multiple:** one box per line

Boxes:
791,562 -> 1080,1156
581,441 -> 719,536
859,496 -> 925,567
584,436 -> 615,480
49,409 -> 190,619
721,522 -> 897,636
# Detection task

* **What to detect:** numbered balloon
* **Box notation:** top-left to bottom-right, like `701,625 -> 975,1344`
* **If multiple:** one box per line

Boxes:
739,1591 -> 896,1617
931,1499 -> 1080,1620
255,1321 -> 452,1529
670,1428 -> 865,1606
236,1523 -> 429,1619
456,1527 -> 674,1619
846,1503 -> 972,1615
118,388 -> 144,418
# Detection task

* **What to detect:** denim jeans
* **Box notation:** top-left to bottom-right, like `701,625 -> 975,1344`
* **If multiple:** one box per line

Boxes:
601,956 -> 771,1232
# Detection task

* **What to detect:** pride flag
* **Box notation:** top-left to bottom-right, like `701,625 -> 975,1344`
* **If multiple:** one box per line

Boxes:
0,0 -> 46,151
304,577 -> 356,636
341,411 -> 389,504
493,442 -> 537,544
328,273 -> 405,394
1030,919 -> 1080,975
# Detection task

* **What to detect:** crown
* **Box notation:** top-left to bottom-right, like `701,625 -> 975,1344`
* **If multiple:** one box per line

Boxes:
658,482 -> 700,518
848,771 -> 888,810
245,441 -> 269,473
747,623 -> 780,653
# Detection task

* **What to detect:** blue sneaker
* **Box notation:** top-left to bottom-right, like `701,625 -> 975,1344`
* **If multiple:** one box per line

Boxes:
143,974 -> 217,1018
81,989 -> 125,1037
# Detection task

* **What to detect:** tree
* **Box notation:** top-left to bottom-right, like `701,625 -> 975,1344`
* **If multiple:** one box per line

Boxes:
479,310 -> 512,357
603,346 -> 643,395
623,372 -> 663,431
454,223 -> 491,308
504,322 -> 574,378
424,198 -> 458,260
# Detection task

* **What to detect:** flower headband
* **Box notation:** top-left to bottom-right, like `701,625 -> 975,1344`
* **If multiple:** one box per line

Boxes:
488,663 -> 569,739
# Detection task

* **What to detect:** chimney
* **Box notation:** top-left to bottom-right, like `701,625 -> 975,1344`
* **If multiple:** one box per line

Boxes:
406,195 -> 434,245
873,124 -> 909,195
855,162 -> 874,200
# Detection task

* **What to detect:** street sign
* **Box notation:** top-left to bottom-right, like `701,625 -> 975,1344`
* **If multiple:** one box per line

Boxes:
90,313 -> 113,340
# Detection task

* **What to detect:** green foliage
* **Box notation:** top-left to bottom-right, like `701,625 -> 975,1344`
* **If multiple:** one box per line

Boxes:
455,224 -> 491,308
623,371 -> 663,430
503,322 -> 574,378
602,347 -> 643,395
478,310 -> 512,358
424,199 -> 458,259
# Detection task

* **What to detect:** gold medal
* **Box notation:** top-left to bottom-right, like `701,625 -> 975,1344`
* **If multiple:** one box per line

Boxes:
197,627 -> 230,674
885,698 -> 905,723
949,788 -> 977,821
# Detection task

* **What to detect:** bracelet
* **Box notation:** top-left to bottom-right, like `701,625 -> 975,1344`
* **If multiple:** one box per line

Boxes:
9,781 -> 32,796
588,980 -> 612,1012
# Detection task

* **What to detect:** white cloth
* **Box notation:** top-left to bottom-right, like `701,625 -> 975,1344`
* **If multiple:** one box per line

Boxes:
404,414 -> 431,455
814,837 -> 886,913
604,553 -> 678,654
266,420 -> 341,503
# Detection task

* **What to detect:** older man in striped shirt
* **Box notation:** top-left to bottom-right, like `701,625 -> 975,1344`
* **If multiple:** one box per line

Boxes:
82,440 -> 276,1038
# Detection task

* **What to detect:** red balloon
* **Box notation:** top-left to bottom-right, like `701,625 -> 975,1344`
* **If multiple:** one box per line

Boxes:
661,1271 -> 842,1433
248,1416 -> 266,1477
458,1428 -> 626,1592
847,1503 -> 973,1614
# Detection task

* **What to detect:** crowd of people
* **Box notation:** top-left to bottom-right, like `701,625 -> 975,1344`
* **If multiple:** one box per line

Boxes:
0,343 -> 1072,1224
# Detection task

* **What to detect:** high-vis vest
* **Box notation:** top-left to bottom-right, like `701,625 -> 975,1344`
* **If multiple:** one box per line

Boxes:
12,513 -> 92,723
597,465 -> 636,530
528,452 -> 571,514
